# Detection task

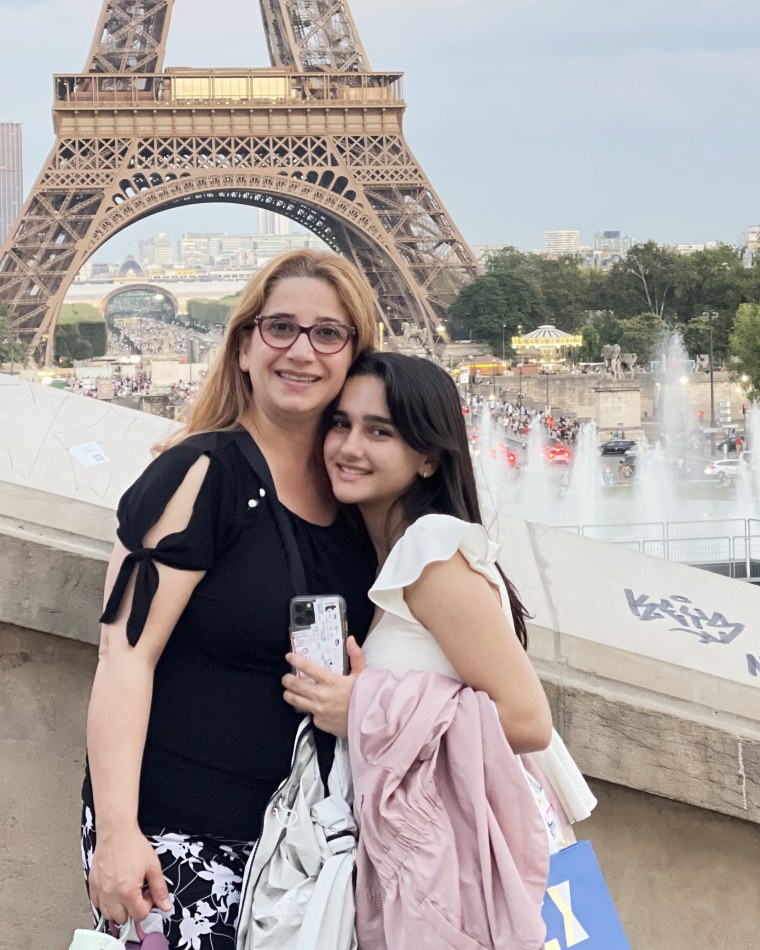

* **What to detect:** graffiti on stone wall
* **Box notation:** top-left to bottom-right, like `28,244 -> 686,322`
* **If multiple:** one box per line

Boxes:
624,589 -> 745,646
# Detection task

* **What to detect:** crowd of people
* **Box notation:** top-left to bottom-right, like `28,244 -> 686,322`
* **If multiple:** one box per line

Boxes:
466,394 -> 581,444
65,368 -> 206,407
65,372 -> 154,399
107,317 -> 193,358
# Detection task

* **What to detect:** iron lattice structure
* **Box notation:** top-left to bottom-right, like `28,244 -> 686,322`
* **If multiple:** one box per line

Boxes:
0,0 -> 481,363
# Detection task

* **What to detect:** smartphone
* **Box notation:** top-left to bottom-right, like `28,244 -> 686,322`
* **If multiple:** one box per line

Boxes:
289,594 -> 348,678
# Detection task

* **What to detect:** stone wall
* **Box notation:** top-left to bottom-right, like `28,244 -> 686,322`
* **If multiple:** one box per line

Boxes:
2,618 -> 759,949
491,371 -> 744,426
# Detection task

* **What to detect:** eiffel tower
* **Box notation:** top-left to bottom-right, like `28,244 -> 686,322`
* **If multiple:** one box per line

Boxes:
0,1 -> 481,364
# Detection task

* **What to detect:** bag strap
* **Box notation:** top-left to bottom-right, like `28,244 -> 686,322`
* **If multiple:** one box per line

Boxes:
233,429 -> 308,596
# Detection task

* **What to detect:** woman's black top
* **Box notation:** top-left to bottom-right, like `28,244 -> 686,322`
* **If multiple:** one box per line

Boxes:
82,430 -> 376,841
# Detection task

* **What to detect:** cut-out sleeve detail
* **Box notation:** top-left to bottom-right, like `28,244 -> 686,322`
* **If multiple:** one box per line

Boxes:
369,514 -> 504,624
99,440 -> 232,645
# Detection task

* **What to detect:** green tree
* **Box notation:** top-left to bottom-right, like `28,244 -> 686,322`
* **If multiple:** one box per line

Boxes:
587,310 -> 624,349
581,268 -> 609,314
740,257 -> 760,305
532,255 -> 589,331
619,312 -> 665,363
679,245 -> 745,314
56,303 -> 107,364
482,247 -> 547,327
186,294 -> 242,327
448,271 -> 541,356
579,324 -> 601,363
603,242 -> 682,319
448,275 -> 505,354
679,313 -> 711,359
0,305 -> 28,367
728,303 -> 760,401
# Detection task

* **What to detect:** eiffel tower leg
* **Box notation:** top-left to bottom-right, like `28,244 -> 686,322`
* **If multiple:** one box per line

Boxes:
0,168 -> 103,363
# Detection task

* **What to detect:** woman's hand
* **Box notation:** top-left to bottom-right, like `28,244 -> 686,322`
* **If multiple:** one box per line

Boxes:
282,636 -> 366,737
88,825 -> 173,925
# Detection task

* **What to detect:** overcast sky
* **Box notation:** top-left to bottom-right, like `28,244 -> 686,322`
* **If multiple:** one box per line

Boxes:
2,0 -> 758,260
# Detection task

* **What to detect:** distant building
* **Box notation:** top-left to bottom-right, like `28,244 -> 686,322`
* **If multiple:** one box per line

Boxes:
470,244 -> 511,263
739,225 -> 760,267
179,232 -> 218,268
593,230 -> 634,254
258,209 -> 289,236
252,233 -> 325,261
139,233 -> 174,267
90,262 -> 115,278
671,242 -> 721,256
178,230 -> 326,268
117,256 -> 145,277
578,247 -> 625,271
179,232 -> 258,268
544,230 -> 581,257
0,121 -> 23,244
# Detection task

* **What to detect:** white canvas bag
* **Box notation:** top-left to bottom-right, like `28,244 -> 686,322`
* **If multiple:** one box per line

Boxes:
68,918 -> 128,949
236,717 -> 358,950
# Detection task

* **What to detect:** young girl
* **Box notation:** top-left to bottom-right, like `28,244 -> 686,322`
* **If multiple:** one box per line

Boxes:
280,351 -> 560,947
321,350 -> 552,753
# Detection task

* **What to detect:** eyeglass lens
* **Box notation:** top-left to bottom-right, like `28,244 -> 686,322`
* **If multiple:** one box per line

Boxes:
259,317 -> 352,353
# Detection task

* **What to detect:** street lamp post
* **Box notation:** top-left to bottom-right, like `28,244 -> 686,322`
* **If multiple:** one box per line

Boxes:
516,324 -> 523,409
702,310 -> 718,456
502,324 -> 506,361
702,310 -> 718,428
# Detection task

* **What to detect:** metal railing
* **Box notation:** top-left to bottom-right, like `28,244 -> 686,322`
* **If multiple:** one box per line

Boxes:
54,70 -> 404,108
559,517 -> 760,582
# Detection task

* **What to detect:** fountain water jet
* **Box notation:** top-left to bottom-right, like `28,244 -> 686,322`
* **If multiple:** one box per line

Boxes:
472,333 -> 760,545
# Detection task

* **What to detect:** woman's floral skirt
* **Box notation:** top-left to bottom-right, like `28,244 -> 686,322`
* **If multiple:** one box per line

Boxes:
81,804 -> 255,949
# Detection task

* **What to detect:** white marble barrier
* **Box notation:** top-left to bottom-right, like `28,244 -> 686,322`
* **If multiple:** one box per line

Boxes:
0,376 -> 177,513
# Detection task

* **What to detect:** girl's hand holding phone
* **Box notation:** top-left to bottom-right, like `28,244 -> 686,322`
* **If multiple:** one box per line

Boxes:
282,636 -> 366,737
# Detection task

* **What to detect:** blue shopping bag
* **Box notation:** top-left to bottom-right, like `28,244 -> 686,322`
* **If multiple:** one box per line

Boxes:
541,840 -> 631,950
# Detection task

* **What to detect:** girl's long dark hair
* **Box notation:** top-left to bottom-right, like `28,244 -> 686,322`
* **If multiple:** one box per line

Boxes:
346,351 -> 530,650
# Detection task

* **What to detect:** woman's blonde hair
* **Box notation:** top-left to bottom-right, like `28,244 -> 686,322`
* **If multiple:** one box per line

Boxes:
177,249 -> 378,438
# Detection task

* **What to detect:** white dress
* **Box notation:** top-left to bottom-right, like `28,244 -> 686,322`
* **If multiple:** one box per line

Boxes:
364,513 -> 504,681
363,513 -> 597,827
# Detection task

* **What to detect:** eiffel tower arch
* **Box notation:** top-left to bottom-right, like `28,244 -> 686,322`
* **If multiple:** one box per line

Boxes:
0,1 -> 482,365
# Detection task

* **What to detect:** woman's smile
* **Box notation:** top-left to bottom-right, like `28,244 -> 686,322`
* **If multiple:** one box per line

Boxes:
333,462 -> 372,480
324,375 -> 429,519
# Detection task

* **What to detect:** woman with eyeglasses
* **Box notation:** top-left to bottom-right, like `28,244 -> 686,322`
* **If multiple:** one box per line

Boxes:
80,250 -> 378,947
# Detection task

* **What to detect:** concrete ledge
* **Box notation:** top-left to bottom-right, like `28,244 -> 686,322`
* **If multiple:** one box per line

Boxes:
2,523 -> 759,828
4,620 -> 759,950
0,480 -> 117,543
539,666 -> 760,824
0,526 -> 106,646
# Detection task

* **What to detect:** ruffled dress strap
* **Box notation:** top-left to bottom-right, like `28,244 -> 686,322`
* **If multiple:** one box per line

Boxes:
99,435 -> 234,645
369,513 -> 505,623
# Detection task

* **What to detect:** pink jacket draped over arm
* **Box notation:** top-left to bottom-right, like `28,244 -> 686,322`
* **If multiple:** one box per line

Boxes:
348,668 -> 549,950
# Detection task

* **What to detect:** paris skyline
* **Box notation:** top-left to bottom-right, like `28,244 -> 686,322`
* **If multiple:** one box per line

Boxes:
1,0 -> 758,260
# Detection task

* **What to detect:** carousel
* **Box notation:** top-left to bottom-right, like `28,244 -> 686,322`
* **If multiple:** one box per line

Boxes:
511,324 -> 582,372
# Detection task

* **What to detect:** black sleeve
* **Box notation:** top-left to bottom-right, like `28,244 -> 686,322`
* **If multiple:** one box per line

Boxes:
99,440 -> 233,646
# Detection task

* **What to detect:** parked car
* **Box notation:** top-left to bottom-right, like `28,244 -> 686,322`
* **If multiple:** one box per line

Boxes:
543,440 -> 572,465
703,458 -> 746,482
502,438 -> 526,468
599,438 -> 637,456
